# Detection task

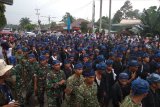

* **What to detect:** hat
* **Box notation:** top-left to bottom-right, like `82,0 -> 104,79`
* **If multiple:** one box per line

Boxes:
96,63 -> 107,70
97,55 -> 105,62
119,73 -> 129,80
83,54 -> 89,58
116,54 -> 123,58
83,69 -> 95,77
39,55 -> 46,61
83,62 -> 92,69
64,60 -> 70,65
52,60 -> 61,65
142,53 -> 149,58
28,54 -> 35,58
106,59 -> 113,65
74,63 -> 83,69
109,52 -> 114,57
156,63 -> 160,69
128,60 -> 139,67
0,59 -> 13,76
131,78 -> 149,95
147,73 -> 160,84
155,53 -> 160,58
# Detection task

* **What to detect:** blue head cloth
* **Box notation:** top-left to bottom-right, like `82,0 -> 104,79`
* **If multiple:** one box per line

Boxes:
64,60 -> 70,65
22,47 -> 28,52
142,53 -> 149,58
128,60 -> 139,67
52,60 -> 61,65
96,62 -> 107,70
16,45 -> 22,50
147,73 -> 160,84
156,63 -> 160,69
155,53 -> 160,58
39,55 -> 46,61
101,45 -> 106,50
96,55 -> 105,62
119,73 -> 129,80
83,62 -> 92,69
106,59 -> 113,66
83,69 -> 95,77
83,54 -> 89,58
109,52 -> 114,57
74,63 -> 83,69
28,54 -> 35,59
131,78 -> 149,95
116,54 -> 123,58
69,54 -> 74,59
9,56 -> 16,65
41,50 -> 49,55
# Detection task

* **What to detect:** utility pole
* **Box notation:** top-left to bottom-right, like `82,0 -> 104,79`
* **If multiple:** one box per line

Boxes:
99,0 -> 103,32
92,0 -> 95,33
108,0 -> 112,38
35,8 -> 41,34
41,16 -> 56,30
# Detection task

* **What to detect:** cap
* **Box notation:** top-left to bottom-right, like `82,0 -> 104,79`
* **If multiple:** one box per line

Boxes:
96,63 -> 107,70
83,69 -> 95,77
131,78 -> 149,95
142,53 -> 149,58
128,60 -> 139,67
39,55 -> 46,61
52,60 -> 61,65
74,63 -> 83,69
28,54 -> 35,59
119,73 -> 129,80
106,59 -> 113,65
96,55 -> 105,62
147,73 -> 160,84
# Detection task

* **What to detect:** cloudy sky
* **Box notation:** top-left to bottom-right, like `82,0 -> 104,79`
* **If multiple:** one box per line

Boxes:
5,0 -> 160,24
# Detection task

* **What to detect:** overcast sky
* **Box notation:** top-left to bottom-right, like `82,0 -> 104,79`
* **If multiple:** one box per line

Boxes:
5,0 -> 160,25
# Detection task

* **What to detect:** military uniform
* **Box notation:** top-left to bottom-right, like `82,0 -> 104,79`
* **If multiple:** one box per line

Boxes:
25,61 -> 40,104
46,70 -> 66,107
120,95 -> 142,107
76,82 -> 100,107
64,74 -> 84,107
36,64 -> 51,107
11,64 -> 26,106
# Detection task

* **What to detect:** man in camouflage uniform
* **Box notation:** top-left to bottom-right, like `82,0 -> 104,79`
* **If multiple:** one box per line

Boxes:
11,63 -> 26,107
76,69 -> 100,107
46,60 -> 66,107
64,63 -> 84,107
35,55 -> 51,107
120,78 -> 149,107
25,53 -> 40,105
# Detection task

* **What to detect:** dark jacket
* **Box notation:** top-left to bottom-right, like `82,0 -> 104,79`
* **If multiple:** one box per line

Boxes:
112,81 -> 130,107
142,88 -> 160,107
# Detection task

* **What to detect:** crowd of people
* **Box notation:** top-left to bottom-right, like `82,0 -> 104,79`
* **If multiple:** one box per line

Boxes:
0,33 -> 160,107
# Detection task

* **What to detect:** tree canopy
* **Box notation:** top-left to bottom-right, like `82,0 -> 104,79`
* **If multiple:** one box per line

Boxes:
62,12 -> 75,24
96,16 -> 109,30
0,3 -> 7,30
19,17 -> 31,30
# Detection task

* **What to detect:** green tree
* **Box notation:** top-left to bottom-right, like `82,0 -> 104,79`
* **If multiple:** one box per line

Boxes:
80,21 -> 89,33
0,3 -> 7,30
50,21 -> 57,29
140,6 -> 160,35
96,16 -> 109,29
24,24 -> 36,31
62,12 -> 75,24
19,17 -> 31,30
112,0 -> 140,24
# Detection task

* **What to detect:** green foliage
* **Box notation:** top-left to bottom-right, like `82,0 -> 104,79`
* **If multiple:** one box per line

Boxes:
0,3 -> 7,30
50,21 -> 57,29
112,0 -> 140,24
80,21 -> 89,33
24,24 -> 36,31
140,6 -> 160,35
62,12 -> 75,24
96,16 -> 109,29
19,17 -> 31,30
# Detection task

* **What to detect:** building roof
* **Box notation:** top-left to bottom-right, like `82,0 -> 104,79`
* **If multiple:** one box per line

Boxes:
112,19 -> 141,26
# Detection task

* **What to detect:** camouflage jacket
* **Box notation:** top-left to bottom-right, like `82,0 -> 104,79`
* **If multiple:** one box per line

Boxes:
120,95 -> 142,107
76,82 -> 100,107
46,70 -> 66,97
65,74 -> 84,106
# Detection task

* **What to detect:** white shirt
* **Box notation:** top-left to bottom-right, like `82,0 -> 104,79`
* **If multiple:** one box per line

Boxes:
6,48 -> 12,58
96,76 -> 101,86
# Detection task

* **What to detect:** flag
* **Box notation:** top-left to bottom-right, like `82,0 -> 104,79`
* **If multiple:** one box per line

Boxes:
67,16 -> 71,32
